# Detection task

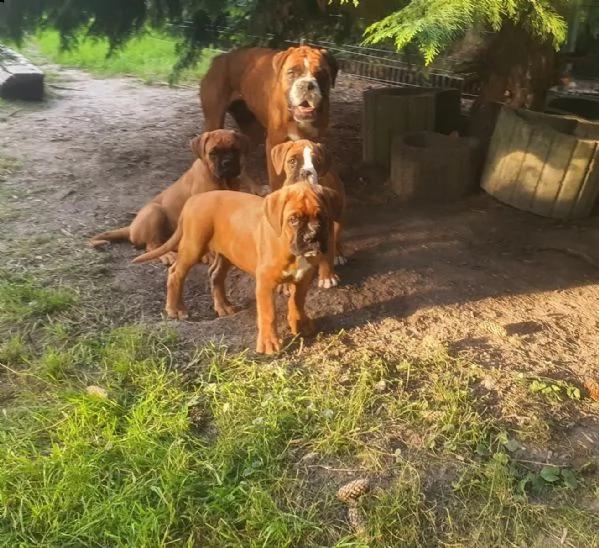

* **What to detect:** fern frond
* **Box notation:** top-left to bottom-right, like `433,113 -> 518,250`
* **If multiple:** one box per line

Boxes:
362,0 -> 572,63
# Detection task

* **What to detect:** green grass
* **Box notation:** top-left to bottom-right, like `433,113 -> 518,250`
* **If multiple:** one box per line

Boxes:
0,275 -> 598,546
0,154 -> 21,179
23,30 -> 218,84
0,274 -> 76,326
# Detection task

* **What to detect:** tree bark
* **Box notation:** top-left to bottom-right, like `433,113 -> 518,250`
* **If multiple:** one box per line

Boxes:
473,21 -> 560,112
467,21 -> 560,150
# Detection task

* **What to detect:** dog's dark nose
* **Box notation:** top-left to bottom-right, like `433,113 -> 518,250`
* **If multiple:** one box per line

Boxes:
300,168 -> 318,184
304,230 -> 318,244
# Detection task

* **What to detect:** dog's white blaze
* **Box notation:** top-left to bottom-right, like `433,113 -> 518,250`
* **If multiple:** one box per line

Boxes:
302,146 -> 314,171
283,255 -> 314,282
290,76 -> 322,110
304,58 -> 309,70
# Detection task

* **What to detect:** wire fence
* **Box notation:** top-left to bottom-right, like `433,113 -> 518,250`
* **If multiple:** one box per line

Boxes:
171,23 -> 482,98
172,23 -> 599,101
283,37 -> 481,98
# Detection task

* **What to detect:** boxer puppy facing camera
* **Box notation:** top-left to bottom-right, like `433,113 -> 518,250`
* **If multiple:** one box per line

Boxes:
89,129 -> 258,264
132,181 -> 343,355
200,45 -> 338,189
270,139 -> 347,289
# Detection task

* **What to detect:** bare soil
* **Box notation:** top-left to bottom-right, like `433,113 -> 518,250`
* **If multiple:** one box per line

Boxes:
2,67 -> 599,459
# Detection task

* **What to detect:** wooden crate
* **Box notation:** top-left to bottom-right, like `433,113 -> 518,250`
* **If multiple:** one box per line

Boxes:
362,87 -> 461,168
390,131 -> 480,202
481,107 -> 599,219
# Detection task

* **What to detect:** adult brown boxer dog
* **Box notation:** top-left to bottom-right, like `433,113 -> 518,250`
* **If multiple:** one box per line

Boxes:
89,129 -> 259,264
200,45 -> 338,190
270,139 -> 347,289
132,181 -> 342,355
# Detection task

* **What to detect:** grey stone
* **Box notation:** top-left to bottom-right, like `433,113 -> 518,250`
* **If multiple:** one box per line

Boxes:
0,45 -> 45,101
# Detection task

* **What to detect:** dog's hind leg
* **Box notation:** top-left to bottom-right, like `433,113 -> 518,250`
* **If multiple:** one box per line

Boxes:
228,100 -> 265,145
333,221 -> 347,266
130,203 -> 175,264
200,60 -> 229,131
209,254 -> 236,317
164,221 -> 211,319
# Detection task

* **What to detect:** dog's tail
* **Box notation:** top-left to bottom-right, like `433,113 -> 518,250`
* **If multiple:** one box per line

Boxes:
89,227 -> 130,247
132,224 -> 182,264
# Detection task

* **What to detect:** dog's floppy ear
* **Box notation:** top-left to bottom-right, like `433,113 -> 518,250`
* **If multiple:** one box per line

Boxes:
190,132 -> 210,159
318,186 -> 343,223
313,142 -> 332,175
263,188 -> 286,236
270,142 -> 293,176
320,49 -> 338,88
272,48 -> 292,75
234,131 -> 250,154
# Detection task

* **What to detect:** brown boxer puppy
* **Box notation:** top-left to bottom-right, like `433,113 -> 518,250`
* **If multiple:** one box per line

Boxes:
270,139 -> 347,289
132,182 -> 343,355
89,129 -> 262,264
200,45 -> 338,190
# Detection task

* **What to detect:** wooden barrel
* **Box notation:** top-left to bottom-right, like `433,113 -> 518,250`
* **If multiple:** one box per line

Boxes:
390,131 -> 480,202
362,87 -> 461,168
481,107 -> 599,219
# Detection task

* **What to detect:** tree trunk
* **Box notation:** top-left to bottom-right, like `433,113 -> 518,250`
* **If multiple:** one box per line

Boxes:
474,21 -> 559,111
468,21 -> 560,149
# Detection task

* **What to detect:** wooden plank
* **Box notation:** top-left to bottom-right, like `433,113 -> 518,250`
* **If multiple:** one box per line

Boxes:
508,126 -> 553,212
552,139 -> 598,219
374,92 -> 392,167
481,108 -> 518,197
570,143 -> 599,218
362,90 -> 374,163
531,135 -> 577,218
407,94 -> 434,135
496,112 -> 534,204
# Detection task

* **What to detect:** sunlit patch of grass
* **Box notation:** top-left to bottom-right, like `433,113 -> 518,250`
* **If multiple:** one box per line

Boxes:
0,272 -> 77,331
24,30 -> 218,85
446,451 -> 599,546
1,276 -> 598,546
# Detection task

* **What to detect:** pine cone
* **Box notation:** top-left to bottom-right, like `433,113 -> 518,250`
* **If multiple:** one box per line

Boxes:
86,385 -> 108,399
347,505 -> 366,534
584,377 -> 599,402
337,478 -> 370,504
480,320 -> 508,338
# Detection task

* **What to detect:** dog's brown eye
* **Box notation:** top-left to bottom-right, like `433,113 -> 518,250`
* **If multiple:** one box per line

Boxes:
288,215 -> 300,226
288,158 -> 297,167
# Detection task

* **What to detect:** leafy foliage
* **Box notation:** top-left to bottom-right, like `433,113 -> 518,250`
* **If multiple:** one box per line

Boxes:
339,0 -> 572,64
0,0 -> 355,74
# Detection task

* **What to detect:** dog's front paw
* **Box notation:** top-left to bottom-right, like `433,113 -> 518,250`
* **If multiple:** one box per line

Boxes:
289,316 -> 315,337
215,303 -> 237,317
318,275 -> 340,289
334,254 -> 348,266
256,331 -> 282,355
165,306 -> 189,320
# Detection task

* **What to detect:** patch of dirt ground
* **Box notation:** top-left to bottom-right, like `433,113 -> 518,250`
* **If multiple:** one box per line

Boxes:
2,67 -> 599,457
